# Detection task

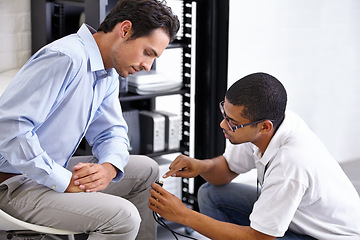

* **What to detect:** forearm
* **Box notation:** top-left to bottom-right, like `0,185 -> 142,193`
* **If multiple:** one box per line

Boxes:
179,208 -> 274,240
150,183 -> 274,240
200,155 -> 238,185
90,136 -> 128,181
0,131 -> 72,192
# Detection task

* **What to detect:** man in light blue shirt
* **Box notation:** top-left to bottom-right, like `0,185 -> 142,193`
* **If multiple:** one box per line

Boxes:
0,0 -> 179,239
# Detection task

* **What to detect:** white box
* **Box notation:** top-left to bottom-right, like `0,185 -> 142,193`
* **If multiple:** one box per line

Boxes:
155,111 -> 181,151
155,156 -> 182,199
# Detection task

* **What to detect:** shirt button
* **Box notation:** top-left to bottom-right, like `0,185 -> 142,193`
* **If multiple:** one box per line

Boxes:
51,185 -> 56,190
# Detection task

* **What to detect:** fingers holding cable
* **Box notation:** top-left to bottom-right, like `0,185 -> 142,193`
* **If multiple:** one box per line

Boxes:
149,182 -> 187,223
149,182 -> 166,207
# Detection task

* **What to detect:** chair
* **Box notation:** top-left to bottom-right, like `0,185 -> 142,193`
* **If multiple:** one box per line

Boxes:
0,209 -> 80,240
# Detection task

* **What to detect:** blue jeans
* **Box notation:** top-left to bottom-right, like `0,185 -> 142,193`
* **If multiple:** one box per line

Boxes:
197,182 -> 316,240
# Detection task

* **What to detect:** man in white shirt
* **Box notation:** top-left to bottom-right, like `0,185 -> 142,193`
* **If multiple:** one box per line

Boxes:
149,72 -> 360,239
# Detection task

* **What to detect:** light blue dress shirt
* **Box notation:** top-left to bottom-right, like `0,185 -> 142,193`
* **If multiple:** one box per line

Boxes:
0,24 -> 129,192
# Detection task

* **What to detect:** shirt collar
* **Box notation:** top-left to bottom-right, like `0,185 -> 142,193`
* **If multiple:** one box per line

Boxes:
77,23 -> 112,79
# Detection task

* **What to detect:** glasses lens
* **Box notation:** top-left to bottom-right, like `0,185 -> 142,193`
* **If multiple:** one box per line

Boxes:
219,101 -> 234,132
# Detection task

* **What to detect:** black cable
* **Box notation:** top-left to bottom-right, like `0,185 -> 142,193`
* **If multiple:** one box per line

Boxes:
153,211 -> 198,240
153,180 -> 197,240
153,211 -> 179,239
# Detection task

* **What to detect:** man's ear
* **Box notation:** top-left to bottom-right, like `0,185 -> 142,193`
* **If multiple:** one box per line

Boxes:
118,20 -> 133,38
260,120 -> 273,134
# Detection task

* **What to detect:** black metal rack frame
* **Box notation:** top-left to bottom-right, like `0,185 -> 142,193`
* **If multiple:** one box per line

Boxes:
180,0 -> 229,210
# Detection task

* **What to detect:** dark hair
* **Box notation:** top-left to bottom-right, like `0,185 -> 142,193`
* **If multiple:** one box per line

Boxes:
225,72 -> 287,130
98,0 -> 180,42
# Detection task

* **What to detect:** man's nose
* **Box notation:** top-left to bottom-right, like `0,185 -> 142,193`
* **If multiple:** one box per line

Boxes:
141,58 -> 155,71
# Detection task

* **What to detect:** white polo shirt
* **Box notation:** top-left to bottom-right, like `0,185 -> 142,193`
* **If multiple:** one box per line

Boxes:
224,111 -> 360,239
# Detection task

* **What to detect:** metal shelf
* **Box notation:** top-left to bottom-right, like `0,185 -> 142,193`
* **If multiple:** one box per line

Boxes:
119,89 -> 187,102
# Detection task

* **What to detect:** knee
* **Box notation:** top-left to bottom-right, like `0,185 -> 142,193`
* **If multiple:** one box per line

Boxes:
144,156 -> 159,183
111,201 -> 142,236
123,205 -> 141,233
197,182 -> 212,208
126,205 -> 142,234
130,155 -> 159,184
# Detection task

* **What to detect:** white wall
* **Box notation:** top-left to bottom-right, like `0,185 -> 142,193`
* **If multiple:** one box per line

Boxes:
228,0 -> 360,163
0,0 -> 31,73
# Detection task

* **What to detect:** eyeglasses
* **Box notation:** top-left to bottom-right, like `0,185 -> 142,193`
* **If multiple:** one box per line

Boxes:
219,100 -> 273,132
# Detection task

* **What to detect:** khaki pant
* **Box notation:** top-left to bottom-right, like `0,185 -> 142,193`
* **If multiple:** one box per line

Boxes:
0,155 -> 159,240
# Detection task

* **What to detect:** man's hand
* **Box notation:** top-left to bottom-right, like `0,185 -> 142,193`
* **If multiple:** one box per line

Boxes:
65,172 -> 85,193
149,182 -> 190,225
149,182 -> 276,240
163,154 -> 203,179
65,162 -> 117,193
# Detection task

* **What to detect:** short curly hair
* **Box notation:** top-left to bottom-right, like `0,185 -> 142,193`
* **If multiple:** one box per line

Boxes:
226,73 -> 287,129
